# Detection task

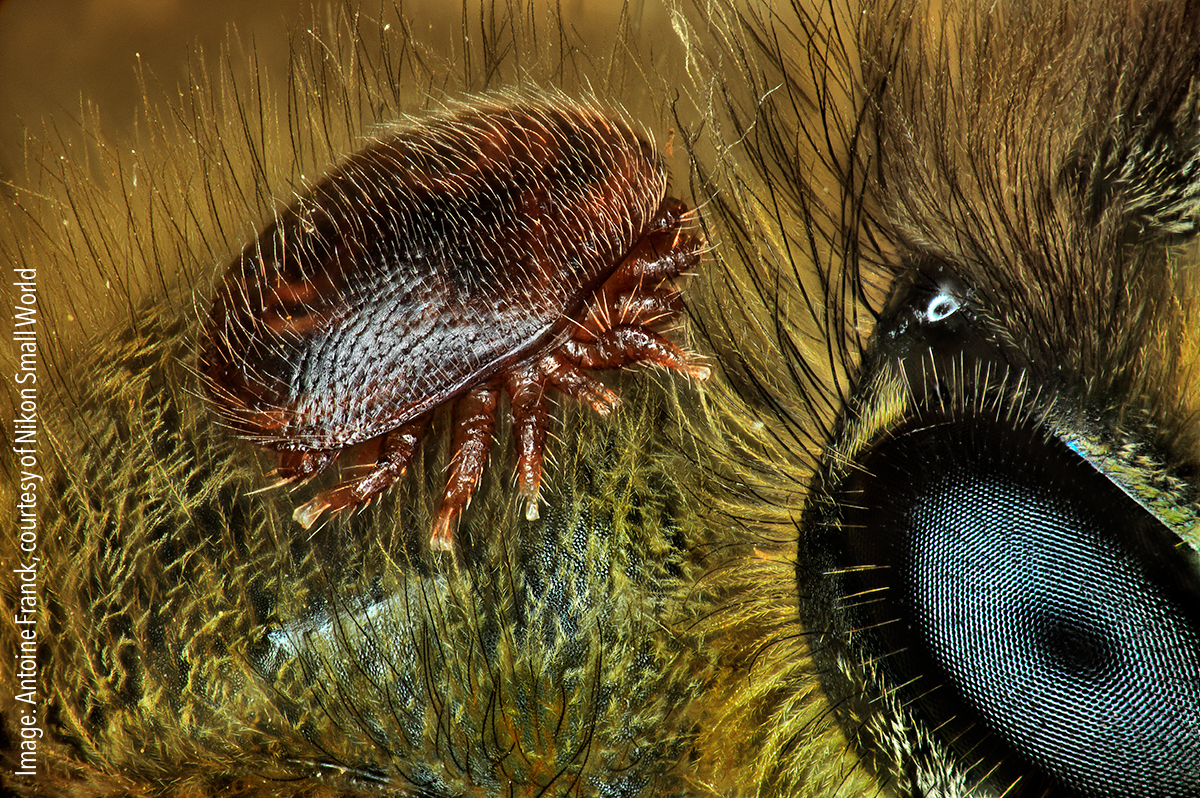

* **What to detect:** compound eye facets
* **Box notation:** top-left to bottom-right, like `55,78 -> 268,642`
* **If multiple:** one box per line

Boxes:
835,416 -> 1200,796
800,272 -> 1200,797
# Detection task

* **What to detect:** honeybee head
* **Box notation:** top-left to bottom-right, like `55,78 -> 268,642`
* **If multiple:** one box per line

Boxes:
687,0 -> 1200,794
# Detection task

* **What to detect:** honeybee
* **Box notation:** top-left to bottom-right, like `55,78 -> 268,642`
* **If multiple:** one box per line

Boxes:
2,1 -> 1198,797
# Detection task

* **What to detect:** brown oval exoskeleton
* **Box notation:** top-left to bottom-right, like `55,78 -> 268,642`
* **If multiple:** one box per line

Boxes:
199,96 -> 708,550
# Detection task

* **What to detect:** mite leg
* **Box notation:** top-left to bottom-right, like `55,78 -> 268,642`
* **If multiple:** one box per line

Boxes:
276,450 -> 336,483
292,418 -> 428,529
538,352 -> 621,416
604,198 -> 702,291
504,365 -> 551,523
610,288 -> 684,327
582,201 -> 700,336
562,326 -> 711,381
582,260 -> 691,337
431,382 -> 500,551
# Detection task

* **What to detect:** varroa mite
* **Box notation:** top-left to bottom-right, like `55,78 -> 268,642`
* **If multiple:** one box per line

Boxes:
199,96 -> 708,550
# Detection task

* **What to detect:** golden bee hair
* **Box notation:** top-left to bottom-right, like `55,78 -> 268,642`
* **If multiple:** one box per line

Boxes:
2,0 -> 1199,796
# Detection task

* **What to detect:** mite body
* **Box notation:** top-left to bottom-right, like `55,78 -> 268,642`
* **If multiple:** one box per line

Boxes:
200,97 -> 706,548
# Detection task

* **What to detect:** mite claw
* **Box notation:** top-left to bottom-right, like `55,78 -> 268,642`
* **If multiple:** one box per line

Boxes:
293,499 -> 330,530
430,511 -> 457,552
